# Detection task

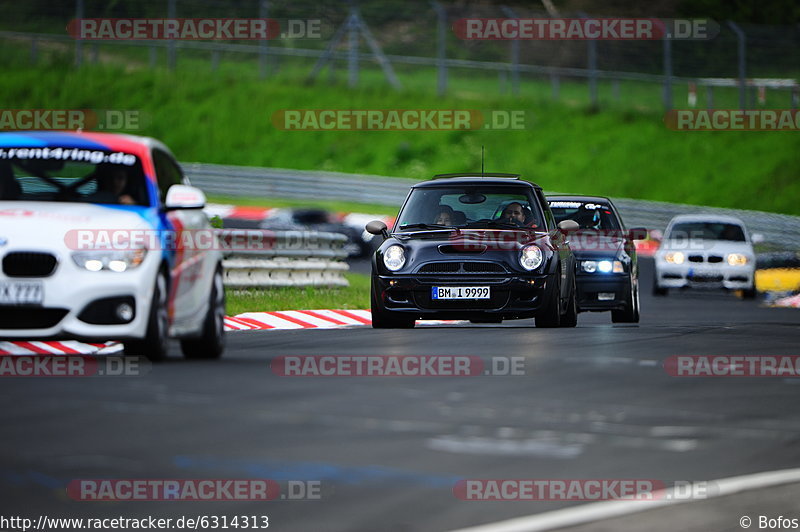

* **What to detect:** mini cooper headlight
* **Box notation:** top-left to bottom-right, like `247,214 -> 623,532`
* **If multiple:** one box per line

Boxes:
72,248 -> 147,272
383,245 -> 406,271
727,253 -> 749,266
664,251 -> 685,264
520,245 -> 543,271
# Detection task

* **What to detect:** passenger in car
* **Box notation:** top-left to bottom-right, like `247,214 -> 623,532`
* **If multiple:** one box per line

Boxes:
433,205 -> 454,225
94,165 -> 136,205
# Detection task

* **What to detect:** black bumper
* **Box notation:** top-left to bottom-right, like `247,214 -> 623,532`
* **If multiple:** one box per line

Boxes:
575,275 -> 630,311
373,273 -> 556,320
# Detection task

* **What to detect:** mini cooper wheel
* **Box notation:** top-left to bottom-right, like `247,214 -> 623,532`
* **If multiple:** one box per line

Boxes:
181,267 -> 226,359
371,281 -> 415,329
124,271 -> 169,361
535,275 -> 561,328
559,276 -> 578,328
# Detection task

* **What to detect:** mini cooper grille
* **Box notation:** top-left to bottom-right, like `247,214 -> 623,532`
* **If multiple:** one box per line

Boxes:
2,252 -> 58,277
418,262 -> 506,274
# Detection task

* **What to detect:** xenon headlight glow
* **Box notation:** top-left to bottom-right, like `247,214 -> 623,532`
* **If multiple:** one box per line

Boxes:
72,248 -> 147,272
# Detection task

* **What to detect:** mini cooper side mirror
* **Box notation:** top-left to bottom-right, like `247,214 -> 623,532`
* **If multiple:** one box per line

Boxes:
366,220 -> 389,239
557,220 -> 580,232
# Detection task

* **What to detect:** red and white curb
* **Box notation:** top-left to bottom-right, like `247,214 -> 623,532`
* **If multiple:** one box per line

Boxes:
0,310 -> 461,354
772,293 -> 800,308
224,309 -> 373,330
0,341 -> 123,355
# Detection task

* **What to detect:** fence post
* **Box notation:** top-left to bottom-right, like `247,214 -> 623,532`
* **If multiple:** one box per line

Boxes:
30,36 -> 38,64
348,5 -> 359,88
211,49 -> 220,72
706,85 -> 714,109
75,0 -> 84,67
662,32 -> 672,110
167,0 -> 176,71
431,1 -> 447,97
727,21 -> 746,110
580,12 -> 598,109
259,0 -> 269,79
501,6 -> 520,96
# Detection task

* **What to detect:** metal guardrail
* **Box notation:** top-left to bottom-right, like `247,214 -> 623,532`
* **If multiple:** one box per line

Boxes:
188,163 -> 800,250
218,229 -> 349,288
186,162 -> 415,206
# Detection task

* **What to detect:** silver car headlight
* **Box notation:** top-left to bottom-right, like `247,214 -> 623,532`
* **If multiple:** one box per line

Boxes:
664,251 -> 685,264
383,245 -> 406,271
72,248 -> 147,272
520,245 -> 543,271
727,253 -> 749,266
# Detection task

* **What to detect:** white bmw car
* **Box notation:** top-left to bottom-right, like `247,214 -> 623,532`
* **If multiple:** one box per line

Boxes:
653,214 -> 757,298
0,131 -> 225,360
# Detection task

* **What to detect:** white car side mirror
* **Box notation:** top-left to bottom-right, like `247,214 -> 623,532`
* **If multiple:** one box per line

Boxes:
751,233 -> 764,244
165,184 -> 206,210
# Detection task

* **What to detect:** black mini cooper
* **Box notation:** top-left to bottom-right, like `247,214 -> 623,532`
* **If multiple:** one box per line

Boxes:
548,195 -> 643,323
366,174 -> 579,328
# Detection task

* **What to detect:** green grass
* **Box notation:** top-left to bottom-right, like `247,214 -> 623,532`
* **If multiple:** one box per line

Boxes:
2,41 -> 799,215
226,273 -> 370,315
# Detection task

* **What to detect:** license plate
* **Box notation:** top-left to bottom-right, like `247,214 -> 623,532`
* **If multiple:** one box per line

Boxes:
432,286 -> 490,300
0,281 -> 43,305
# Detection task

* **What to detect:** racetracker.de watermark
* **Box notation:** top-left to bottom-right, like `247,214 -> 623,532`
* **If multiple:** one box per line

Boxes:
0,109 -> 142,131
0,356 -> 148,377
665,110 -> 800,131
66,479 -> 322,501
63,229 -> 340,252
271,355 -> 525,376
453,18 -> 718,40
67,18 -> 322,40
664,356 -> 800,377
454,479 -> 717,501
272,110 -> 527,131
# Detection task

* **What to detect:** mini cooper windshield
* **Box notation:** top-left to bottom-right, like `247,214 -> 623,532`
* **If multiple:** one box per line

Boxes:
395,186 -> 545,231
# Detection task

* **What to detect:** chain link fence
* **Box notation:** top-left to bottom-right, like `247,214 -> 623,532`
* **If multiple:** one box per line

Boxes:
2,0 -> 798,110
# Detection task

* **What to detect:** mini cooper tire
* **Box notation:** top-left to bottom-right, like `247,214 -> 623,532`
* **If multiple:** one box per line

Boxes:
559,276 -> 578,328
535,276 -> 561,328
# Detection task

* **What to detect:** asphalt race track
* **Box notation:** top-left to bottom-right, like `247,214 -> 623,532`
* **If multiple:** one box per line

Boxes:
2,259 -> 799,531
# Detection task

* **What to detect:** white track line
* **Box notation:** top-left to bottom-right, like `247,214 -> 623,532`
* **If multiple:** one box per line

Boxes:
449,468 -> 800,532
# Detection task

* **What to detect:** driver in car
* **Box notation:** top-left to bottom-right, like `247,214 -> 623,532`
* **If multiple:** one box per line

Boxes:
500,202 -> 537,228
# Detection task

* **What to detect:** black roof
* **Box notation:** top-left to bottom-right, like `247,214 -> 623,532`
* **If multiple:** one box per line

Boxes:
414,176 -> 542,190
547,194 -> 614,204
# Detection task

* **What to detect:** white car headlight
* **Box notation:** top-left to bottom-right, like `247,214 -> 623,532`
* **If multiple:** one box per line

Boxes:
520,245 -> 543,271
727,253 -> 749,266
664,251 -> 685,264
383,245 -> 406,271
72,248 -> 147,272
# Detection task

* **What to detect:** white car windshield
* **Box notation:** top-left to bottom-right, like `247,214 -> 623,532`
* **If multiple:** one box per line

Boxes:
0,150 -> 147,206
666,222 -> 746,242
